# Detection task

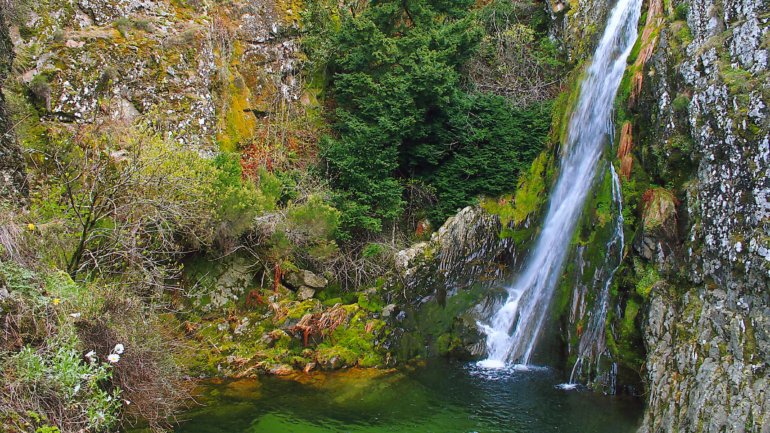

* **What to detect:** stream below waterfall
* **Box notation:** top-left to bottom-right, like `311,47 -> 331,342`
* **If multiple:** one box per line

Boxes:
165,360 -> 642,433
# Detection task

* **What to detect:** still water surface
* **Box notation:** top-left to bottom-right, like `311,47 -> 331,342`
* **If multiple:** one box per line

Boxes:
173,360 -> 643,433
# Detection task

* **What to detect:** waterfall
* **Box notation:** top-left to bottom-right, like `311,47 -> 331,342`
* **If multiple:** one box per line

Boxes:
477,0 -> 642,369
565,164 -> 625,387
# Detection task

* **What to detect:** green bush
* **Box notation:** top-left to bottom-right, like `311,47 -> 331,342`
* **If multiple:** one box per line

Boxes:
416,95 -> 551,223
3,330 -> 121,432
286,195 -> 341,241
27,126 -> 273,283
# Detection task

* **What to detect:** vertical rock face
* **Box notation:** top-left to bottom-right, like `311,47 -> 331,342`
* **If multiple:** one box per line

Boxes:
8,0 -> 303,148
635,0 -> 770,430
0,8 -> 26,199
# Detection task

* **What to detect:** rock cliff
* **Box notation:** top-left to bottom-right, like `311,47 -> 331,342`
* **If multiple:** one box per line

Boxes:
633,0 -> 770,430
0,6 -> 26,199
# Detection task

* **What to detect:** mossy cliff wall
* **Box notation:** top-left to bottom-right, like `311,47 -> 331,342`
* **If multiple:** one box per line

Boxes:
5,0 -> 304,150
553,0 -> 770,427
629,0 -> 770,430
0,7 -> 26,199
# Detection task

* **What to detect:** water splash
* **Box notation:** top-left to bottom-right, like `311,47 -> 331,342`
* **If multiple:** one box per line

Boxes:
478,0 -> 642,368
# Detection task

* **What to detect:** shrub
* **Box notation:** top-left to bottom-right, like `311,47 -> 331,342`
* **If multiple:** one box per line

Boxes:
28,125 -> 270,286
313,0 -> 550,233
1,329 -> 121,432
0,262 -> 188,433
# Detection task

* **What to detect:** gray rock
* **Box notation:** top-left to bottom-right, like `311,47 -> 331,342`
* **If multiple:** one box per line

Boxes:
284,269 -> 327,290
381,304 -> 397,318
297,286 -> 315,301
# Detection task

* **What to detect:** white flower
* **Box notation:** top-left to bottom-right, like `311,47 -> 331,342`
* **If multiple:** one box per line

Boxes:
85,350 -> 97,363
107,353 -> 120,363
112,343 -> 125,355
69,312 -> 81,318
73,384 -> 81,394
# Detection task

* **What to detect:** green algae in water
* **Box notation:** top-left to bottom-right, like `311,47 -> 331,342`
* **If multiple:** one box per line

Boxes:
171,360 -> 642,433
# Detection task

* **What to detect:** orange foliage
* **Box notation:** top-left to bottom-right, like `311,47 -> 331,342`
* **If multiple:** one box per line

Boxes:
617,122 -> 634,179
629,0 -> 664,107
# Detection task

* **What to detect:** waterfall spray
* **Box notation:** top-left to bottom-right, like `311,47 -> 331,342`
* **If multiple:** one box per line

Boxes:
477,0 -> 642,368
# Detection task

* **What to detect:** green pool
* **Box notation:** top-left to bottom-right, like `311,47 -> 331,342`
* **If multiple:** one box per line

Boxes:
170,360 -> 643,433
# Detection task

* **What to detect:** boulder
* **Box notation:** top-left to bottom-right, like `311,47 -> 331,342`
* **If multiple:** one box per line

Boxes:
381,304 -> 397,318
284,269 -> 327,290
297,286 -> 315,301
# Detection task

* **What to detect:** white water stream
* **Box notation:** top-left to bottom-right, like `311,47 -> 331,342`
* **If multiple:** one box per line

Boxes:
478,0 -> 642,369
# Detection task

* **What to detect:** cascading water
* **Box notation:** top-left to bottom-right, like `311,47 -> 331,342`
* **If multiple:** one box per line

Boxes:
477,0 -> 642,369
562,164 -> 625,389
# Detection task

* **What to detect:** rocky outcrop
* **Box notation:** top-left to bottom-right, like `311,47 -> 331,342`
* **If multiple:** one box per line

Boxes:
628,0 -> 770,430
388,206 -> 536,360
9,0 -> 303,148
395,206 -> 520,298
0,6 -> 26,199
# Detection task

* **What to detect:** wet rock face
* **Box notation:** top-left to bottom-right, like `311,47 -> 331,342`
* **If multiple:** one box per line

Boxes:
552,0 -> 611,60
395,206 -> 518,299
636,0 -> 770,430
390,206 -> 529,360
643,284 -> 770,433
0,9 -> 26,199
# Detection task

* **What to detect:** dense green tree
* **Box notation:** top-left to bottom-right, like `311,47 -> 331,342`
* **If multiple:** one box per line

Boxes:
414,95 -> 552,223
317,0 -> 552,234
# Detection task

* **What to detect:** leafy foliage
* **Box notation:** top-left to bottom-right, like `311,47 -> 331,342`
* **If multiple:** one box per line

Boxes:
27,125 -> 274,285
313,0 -> 551,233
414,95 -> 552,222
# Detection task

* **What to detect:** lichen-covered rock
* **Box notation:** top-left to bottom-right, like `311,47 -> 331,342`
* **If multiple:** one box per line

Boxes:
552,0 -> 611,60
634,188 -> 679,270
9,0 -> 304,149
388,206 -> 533,361
0,8 -> 26,199
629,0 -> 770,430
394,206 -> 519,297
284,269 -> 328,290
297,286 -> 315,301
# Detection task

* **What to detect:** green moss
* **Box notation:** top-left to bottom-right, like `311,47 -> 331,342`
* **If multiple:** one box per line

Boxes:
285,299 -> 319,320
395,284 -> 491,361
742,317 -> 757,361
215,40 -> 256,151
314,309 -> 386,367
316,345 -> 359,367
634,261 -> 660,299
719,64 -> 756,95
481,151 -> 549,232
357,291 -> 384,313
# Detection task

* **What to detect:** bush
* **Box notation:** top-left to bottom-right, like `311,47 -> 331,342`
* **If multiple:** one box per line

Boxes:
467,0 -> 565,105
1,328 -> 121,432
27,125 -> 271,286
0,262 -> 188,433
313,0 -> 550,233
415,95 -> 551,224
